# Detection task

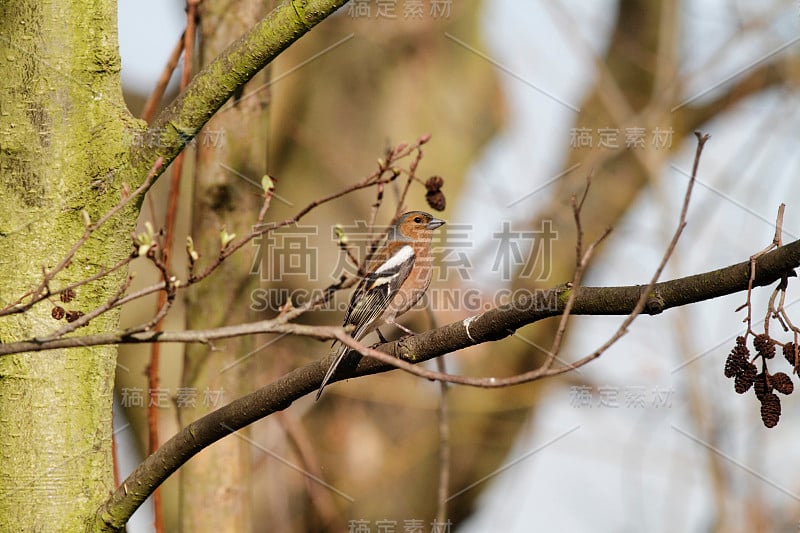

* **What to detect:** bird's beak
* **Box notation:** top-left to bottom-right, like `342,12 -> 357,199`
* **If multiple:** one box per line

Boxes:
427,217 -> 446,230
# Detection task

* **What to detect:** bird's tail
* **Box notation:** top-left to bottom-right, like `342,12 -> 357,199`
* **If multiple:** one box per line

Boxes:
315,341 -> 349,401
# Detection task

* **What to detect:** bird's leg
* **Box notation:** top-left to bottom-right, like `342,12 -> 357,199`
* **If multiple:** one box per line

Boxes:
394,323 -> 416,336
375,328 -> 388,343
384,317 -> 416,338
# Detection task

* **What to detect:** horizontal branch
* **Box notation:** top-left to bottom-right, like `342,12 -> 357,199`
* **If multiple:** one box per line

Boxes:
0,321 -> 340,356
95,237 -> 800,528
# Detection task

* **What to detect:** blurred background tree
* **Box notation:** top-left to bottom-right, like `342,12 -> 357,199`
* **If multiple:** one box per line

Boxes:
115,1 -> 800,531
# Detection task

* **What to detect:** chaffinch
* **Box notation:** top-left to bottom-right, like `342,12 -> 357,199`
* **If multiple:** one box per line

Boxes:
316,211 -> 446,399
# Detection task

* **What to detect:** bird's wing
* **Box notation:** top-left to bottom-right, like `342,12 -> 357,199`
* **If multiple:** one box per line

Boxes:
316,245 -> 416,400
344,244 -> 416,337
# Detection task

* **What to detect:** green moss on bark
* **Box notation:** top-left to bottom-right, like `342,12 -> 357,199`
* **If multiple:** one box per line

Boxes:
0,1 -> 142,530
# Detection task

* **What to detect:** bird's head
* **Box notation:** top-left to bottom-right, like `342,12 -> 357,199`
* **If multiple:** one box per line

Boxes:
392,211 -> 446,242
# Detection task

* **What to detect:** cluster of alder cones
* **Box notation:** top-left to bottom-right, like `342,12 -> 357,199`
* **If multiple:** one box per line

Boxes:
724,334 -> 797,428
50,288 -> 85,323
424,176 -> 445,211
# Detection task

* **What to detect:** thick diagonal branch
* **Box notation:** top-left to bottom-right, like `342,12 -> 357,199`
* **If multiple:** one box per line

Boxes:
95,238 -> 800,529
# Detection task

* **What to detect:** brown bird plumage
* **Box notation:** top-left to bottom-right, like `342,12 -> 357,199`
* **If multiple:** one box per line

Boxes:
316,211 -> 446,399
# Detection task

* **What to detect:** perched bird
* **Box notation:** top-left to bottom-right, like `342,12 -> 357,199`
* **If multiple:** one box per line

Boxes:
316,211 -> 446,400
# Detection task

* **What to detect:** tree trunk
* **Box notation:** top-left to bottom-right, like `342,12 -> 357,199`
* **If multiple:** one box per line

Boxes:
178,3 -> 271,531
0,1 -> 145,529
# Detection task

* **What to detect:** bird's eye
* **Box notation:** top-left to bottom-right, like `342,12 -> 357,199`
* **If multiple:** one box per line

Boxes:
413,217 -> 422,223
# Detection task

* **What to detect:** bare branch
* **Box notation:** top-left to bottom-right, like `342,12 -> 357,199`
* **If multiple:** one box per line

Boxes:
2,238 -> 798,360
141,31 -> 185,124
739,203 -> 786,335
0,157 -> 163,317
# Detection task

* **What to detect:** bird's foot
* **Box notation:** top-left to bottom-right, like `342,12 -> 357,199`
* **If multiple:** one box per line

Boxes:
394,323 -> 416,336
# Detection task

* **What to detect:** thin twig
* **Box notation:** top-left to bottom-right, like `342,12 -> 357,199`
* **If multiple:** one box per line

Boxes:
34,276 -> 134,342
737,203 -> 786,336
5,140 -> 422,353
539,173 -> 611,372
316,132 -> 711,389
135,257 -> 178,335
35,256 -> 133,313
425,302 -> 450,528
530,131 -> 709,379
147,15 -> 197,530
6,243 -> 800,371
188,156 -> 408,284
141,31 -> 186,124
0,157 -> 164,317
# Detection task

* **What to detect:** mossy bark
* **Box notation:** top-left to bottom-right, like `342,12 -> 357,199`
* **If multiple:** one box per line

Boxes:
0,1 -> 146,530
